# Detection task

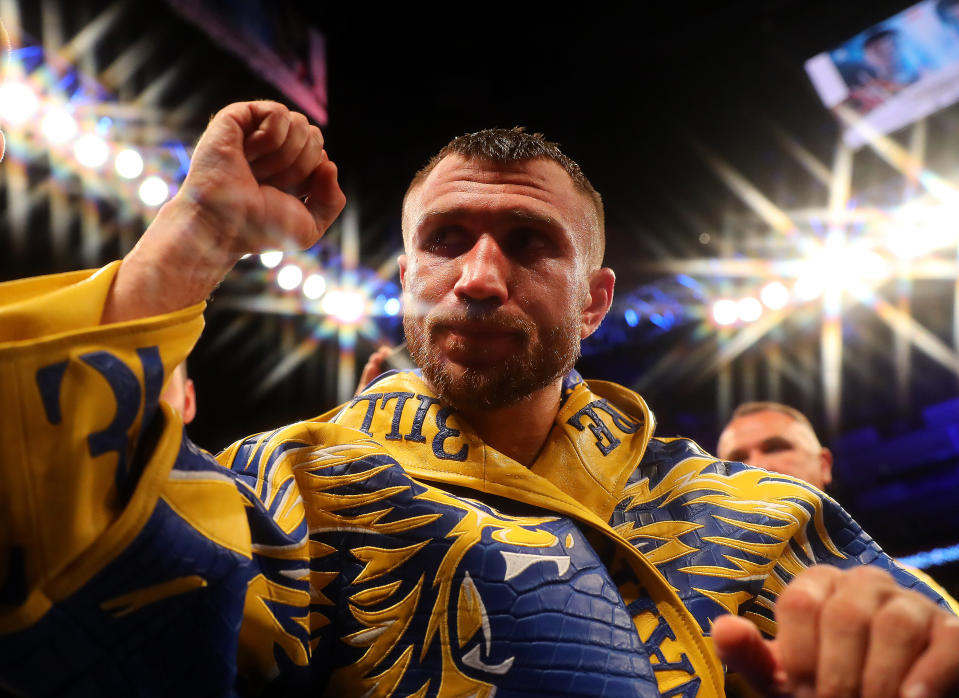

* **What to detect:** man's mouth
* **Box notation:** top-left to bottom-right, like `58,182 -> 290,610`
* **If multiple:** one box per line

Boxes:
429,317 -> 529,364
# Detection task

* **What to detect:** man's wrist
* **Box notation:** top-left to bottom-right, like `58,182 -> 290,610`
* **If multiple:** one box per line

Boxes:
102,194 -> 242,324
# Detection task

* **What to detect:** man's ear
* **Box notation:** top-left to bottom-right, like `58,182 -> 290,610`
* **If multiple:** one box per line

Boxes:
819,447 -> 834,487
181,379 -> 197,425
581,267 -> 616,339
398,254 -> 407,289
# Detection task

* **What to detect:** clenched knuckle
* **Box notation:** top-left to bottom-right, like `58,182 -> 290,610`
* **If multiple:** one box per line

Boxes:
937,612 -> 959,639
818,675 -> 857,698
258,129 -> 284,150
823,596 -> 872,631
876,601 -> 926,648
778,584 -> 823,617
258,99 -> 284,112
844,565 -> 891,586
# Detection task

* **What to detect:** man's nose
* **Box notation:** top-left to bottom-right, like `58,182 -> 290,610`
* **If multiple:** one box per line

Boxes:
453,235 -> 509,305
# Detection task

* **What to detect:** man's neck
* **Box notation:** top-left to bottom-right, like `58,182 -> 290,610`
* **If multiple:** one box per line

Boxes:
452,380 -> 563,467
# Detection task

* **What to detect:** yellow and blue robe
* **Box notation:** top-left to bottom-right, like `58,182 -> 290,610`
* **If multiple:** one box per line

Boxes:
0,264 -> 949,697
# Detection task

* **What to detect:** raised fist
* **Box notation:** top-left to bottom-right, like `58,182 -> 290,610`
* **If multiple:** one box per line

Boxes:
104,101 -> 346,323
182,101 -> 345,257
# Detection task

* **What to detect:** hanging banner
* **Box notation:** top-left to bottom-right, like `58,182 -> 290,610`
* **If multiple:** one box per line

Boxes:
805,0 -> 959,147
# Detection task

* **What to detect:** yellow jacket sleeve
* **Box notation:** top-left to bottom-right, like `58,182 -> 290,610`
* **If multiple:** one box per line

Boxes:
0,263 -> 205,631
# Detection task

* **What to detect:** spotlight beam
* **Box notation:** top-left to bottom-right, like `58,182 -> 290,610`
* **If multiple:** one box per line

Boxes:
133,52 -> 194,107
872,297 -> 959,374
204,315 -> 254,355
168,90 -> 210,128
827,142 -> 853,229
253,338 -> 319,399
57,1 -> 128,67
707,309 -> 791,383
214,295 -> 306,315
40,0 -> 64,55
766,345 -> 819,401
663,192 -> 721,242
632,257 -> 795,278
687,135 -> 799,237
954,248 -> 959,358
821,287 -> 843,439
836,105 -> 959,205
634,307 -> 790,396
373,252 -> 402,281
0,0 -> 22,47
100,32 -> 162,90
337,205 -> 361,403
760,115 -> 832,187
632,333 -> 706,395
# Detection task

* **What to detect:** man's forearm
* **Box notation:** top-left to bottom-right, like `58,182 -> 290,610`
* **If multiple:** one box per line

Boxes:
101,194 -> 241,324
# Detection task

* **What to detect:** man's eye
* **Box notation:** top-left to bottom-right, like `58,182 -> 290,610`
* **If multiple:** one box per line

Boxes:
424,228 -> 470,254
761,441 -> 793,454
506,228 -> 549,255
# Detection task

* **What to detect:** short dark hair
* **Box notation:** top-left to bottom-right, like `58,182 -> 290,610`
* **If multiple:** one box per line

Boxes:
731,401 -> 820,440
864,28 -> 898,48
405,127 -> 605,266
937,0 -> 959,22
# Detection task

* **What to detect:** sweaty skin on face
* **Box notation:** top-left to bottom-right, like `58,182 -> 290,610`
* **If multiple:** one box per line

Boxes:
717,410 -> 832,490
398,154 -> 613,413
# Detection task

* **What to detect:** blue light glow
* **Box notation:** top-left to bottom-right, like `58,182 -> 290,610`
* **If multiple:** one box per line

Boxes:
649,312 -> 674,330
897,543 -> 959,570
384,297 -> 401,316
624,309 -> 639,327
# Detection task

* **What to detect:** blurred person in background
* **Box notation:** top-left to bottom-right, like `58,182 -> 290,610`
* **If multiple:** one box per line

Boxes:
159,361 -> 196,425
717,401 -> 832,491
718,400 -> 959,613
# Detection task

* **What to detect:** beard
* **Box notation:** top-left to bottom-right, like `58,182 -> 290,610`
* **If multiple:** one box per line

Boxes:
404,301 -> 581,412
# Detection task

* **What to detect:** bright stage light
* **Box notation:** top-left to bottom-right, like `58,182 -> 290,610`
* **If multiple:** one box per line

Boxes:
712,299 -> 738,326
73,133 -> 109,168
624,308 -> 639,327
737,297 -> 763,322
886,204 -> 958,260
41,109 -> 78,143
760,281 -> 790,310
846,244 -> 888,282
115,148 -> 144,179
796,239 -> 890,300
0,82 -> 39,125
793,274 -> 824,301
384,297 -> 401,316
138,176 -> 170,206
277,264 -> 303,291
322,289 -> 367,324
260,250 -> 283,268
302,273 -> 327,299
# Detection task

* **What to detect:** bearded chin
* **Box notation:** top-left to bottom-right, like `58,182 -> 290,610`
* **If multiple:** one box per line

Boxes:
404,316 -> 581,411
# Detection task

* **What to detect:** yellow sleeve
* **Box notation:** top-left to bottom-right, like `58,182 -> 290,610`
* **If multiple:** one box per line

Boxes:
0,264 -> 206,630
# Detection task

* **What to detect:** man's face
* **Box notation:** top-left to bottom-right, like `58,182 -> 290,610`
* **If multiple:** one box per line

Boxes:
866,35 -> 898,69
716,410 -> 832,489
399,154 -> 612,411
